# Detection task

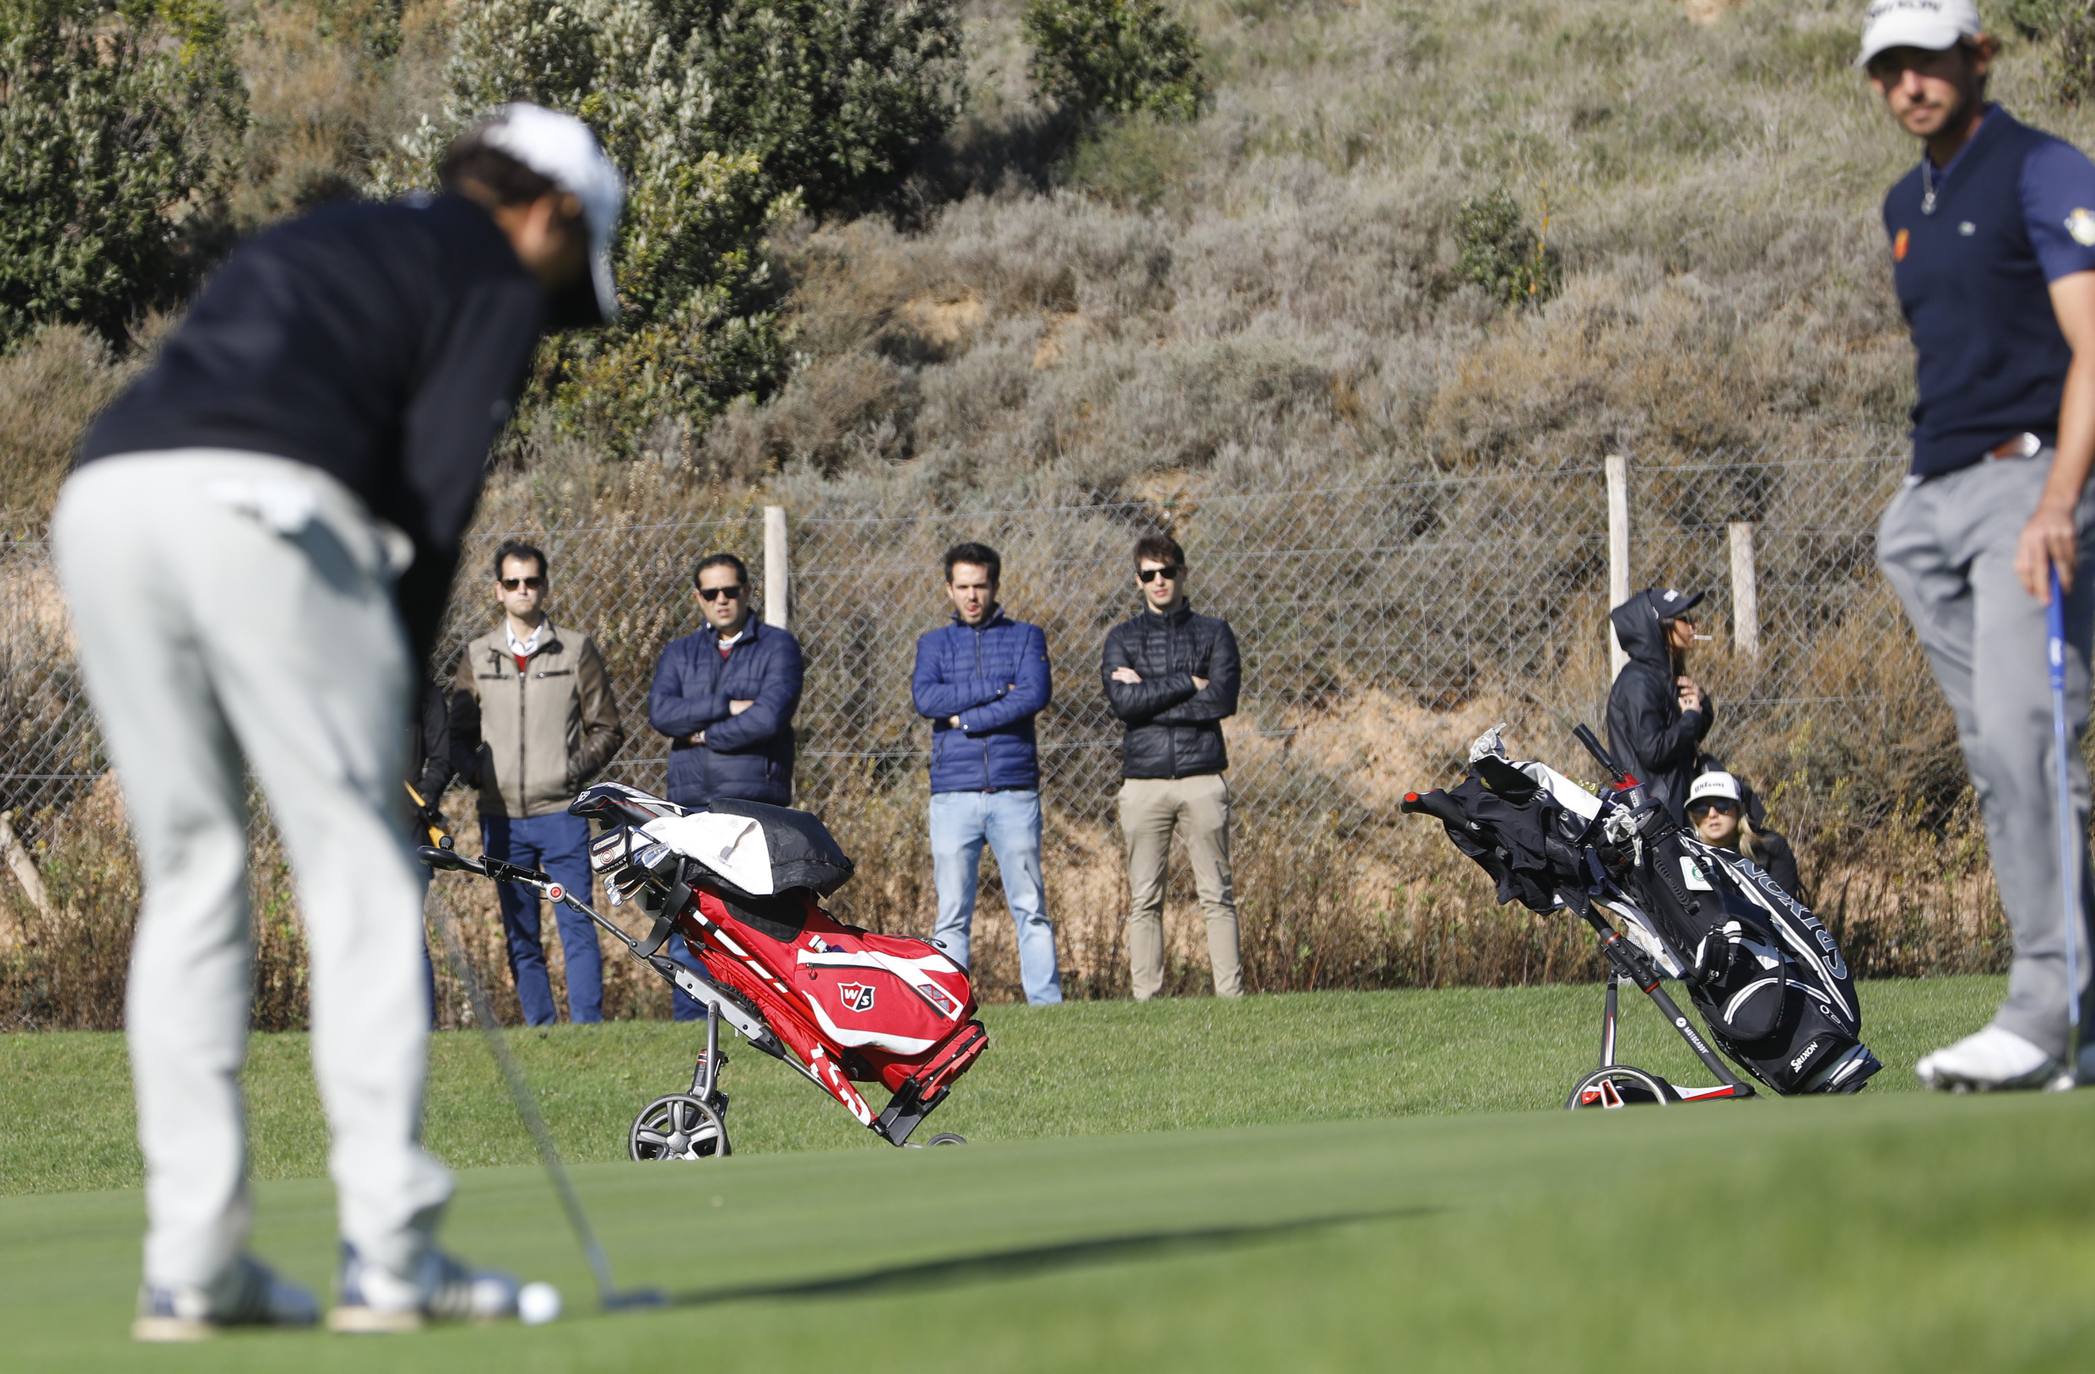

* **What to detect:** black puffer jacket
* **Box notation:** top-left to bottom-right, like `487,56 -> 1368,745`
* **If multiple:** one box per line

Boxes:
1101,603 -> 1241,779
1606,588 -> 1714,820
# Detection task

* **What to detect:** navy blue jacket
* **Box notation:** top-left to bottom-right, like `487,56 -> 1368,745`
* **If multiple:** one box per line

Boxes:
912,610 -> 1052,793
648,619 -> 803,808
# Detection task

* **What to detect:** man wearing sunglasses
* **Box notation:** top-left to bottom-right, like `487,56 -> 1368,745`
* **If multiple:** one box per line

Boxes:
648,552 -> 805,1019
1861,0 -> 2095,1089
453,538 -> 625,1026
1103,534 -> 1244,1000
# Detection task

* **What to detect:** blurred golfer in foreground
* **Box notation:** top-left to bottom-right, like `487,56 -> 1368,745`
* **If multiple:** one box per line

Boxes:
52,105 -> 623,1338
1861,1 -> 2095,1089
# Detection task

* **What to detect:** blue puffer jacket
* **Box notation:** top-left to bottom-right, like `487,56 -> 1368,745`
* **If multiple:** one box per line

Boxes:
648,618 -> 803,808
912,610 -> 1052,794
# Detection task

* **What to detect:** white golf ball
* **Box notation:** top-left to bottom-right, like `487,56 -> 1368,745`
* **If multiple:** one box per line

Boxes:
518,1281 -> 562,1326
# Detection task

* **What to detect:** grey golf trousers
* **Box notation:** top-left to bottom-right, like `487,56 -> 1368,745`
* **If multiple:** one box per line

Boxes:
1878,449 -> 2095,1058
53,452 -> 451,1290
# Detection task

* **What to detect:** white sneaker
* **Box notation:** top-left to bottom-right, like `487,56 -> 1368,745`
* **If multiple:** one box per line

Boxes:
133,1254 -> 320,1342
328,1243 -> 521,1334
1915,1026 -> 2059,1092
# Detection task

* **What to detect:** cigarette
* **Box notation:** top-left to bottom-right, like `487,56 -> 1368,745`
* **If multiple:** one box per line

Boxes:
1692,633 -> 1712,642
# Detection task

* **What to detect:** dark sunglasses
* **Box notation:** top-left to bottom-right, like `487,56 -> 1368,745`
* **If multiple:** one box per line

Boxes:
499,576 -> 545,591
1137,566 -> 1182,584
698,585 -> 745,603
1687,799 -> 1738,818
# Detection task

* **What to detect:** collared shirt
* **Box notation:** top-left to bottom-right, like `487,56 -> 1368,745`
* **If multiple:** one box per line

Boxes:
1885,105 -> 2095,477
715,621 -> 750,658
506,617 -> 548,660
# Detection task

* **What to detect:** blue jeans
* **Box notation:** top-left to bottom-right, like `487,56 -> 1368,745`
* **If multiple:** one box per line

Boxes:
482,812 -> 603,1025
930,790 -> 1062,1005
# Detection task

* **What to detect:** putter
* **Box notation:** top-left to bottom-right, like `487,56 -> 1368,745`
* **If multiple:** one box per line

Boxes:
2046,570 -> 2085,1091
408,786 -> 668,1313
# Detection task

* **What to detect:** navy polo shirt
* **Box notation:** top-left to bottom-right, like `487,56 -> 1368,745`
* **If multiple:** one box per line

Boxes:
1884,105 -> 2095,478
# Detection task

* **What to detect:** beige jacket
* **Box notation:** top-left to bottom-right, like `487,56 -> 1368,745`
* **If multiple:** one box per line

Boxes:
453,618 -> 625,818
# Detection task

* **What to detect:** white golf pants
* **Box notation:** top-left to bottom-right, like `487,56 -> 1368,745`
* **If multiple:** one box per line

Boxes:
53,451 -> 452,1290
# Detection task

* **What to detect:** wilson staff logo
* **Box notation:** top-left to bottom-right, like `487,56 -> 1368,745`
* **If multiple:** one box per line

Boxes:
838,982 -> 876,1013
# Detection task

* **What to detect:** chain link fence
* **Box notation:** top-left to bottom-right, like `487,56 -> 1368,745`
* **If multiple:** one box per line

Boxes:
4,447 -> 1963,1022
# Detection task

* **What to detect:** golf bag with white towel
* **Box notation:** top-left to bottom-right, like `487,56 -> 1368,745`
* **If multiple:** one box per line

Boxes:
1403,724 -> 1880,1107
423,782 -> 986,1158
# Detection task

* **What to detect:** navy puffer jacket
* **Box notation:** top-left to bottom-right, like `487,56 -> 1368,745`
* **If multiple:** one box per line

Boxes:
648,618 -> 803,808
912,610 -> 1052,793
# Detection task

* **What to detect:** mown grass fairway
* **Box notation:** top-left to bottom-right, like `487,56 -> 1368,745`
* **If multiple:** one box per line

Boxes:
4,978 -> 2091,1372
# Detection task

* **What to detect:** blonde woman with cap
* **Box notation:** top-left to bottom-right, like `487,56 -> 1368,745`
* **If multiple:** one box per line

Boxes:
1685,771 -> 1804,905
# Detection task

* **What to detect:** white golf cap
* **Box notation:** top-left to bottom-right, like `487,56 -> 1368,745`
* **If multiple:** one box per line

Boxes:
471,103 -> 625,324
1687,771 -> 1743,807
1857,0 -> 1982,69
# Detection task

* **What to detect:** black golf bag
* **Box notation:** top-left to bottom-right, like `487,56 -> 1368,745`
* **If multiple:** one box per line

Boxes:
1405,726 -> 1879,1104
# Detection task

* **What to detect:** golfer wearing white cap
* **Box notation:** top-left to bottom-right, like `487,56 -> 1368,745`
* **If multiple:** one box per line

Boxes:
1860,3 -> 2095,1089
52,105 -> 624,1338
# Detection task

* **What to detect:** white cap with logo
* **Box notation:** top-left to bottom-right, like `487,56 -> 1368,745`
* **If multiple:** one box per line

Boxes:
1687,770 -> 1743,807
472,103 -> 625,324
1857,0 -> 1983,69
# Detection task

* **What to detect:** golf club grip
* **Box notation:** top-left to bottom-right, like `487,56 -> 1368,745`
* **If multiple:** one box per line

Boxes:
1571,724 -> 1625,782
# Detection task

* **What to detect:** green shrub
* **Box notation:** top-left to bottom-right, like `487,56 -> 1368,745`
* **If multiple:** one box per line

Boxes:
0,0 -> 247,346
1454,186 -> 1561,311
373,0 -> 963,454
681,0 -> 964,219
1023,0 -> 1211,124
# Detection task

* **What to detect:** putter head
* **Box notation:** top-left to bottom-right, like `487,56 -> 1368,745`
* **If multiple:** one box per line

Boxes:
601,1288 -> 669,1312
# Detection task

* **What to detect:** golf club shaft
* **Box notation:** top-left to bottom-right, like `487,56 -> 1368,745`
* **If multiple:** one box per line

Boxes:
425,883 -> 622,1305
2048,566 -> 2083,1063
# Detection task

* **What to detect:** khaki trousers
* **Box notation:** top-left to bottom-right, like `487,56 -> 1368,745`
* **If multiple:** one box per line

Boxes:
1118,773 -> 1241,999
54,452 -> 452,1289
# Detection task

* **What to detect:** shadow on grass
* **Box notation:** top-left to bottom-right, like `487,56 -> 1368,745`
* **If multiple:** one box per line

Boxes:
663,1205 -> 1439,1308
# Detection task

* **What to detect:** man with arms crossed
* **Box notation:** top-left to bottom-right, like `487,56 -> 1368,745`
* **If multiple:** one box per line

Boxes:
1862,0 -> 2095,1087
911,543 -> 1062,1004
1103,535 -> 1244,1000
647,552 -> 803,1019
452,539 -> 624,1024
53,106 -> 623,1335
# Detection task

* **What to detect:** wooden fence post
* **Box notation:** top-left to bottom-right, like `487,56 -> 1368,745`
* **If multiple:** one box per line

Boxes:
764,505 -> 790,631
1606,453 -> 1630,680
1729,521 -> 1760,659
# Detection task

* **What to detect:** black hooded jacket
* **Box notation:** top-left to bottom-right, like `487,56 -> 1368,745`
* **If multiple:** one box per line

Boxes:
1606,589 -> 1714,819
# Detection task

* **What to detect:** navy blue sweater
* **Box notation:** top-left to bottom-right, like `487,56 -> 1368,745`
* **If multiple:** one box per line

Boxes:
76,194 -> 552,665
911,610 -> 1052,793
1885,106 -> 2095,477
648,618 -> 803,808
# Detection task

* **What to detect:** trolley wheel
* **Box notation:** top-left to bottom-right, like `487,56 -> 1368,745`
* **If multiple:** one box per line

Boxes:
1565,1066 -> 1675,1111
926,1132 -> 966,1147
629,1093 -> 732,1160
